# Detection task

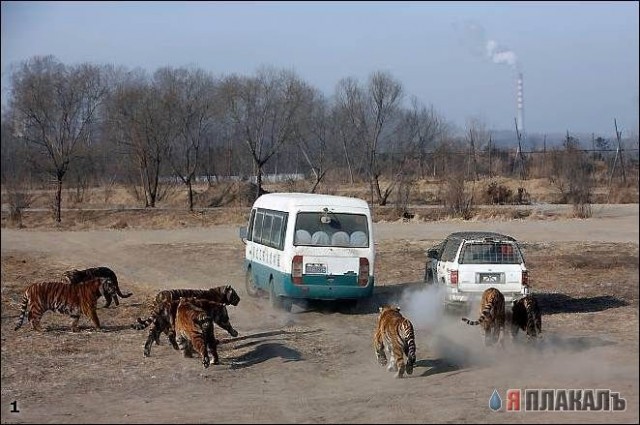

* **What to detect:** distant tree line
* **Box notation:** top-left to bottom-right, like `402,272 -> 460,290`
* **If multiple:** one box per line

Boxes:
1,55 -> 638,222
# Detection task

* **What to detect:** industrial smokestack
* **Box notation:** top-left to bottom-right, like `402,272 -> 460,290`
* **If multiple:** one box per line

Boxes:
517,72 -> 525,138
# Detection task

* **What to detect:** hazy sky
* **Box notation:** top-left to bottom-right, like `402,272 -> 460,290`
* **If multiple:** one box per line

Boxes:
1,1 -> 638,136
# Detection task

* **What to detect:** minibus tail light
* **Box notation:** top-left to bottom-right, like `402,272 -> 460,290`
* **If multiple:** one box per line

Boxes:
292,255 -> 303,285
358,257 -> 369,286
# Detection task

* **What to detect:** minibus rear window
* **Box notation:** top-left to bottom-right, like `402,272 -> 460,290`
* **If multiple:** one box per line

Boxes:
294,212 -> 369,247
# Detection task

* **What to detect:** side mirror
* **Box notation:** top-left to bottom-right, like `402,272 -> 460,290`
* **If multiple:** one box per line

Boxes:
426,248 -> 439,259
239,226 -> 248,245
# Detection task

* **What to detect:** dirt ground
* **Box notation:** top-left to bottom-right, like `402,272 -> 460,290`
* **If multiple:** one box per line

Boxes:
1,204 -> 638,424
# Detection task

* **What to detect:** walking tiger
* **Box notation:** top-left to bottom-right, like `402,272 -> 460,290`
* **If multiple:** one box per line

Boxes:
15,277 -> 118,332
461,287 -> 506,347
373,305 -> 416,378
63,266 -> 132,308
174,297 -> 234,368
511,294 -> 542,341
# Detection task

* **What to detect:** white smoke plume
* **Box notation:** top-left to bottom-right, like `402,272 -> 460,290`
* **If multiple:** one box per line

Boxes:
454,20 -> 519,70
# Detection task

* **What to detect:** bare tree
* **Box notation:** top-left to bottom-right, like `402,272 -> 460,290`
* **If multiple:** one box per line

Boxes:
106,69 -> 174,207
222,67 -> 311,200
1,113 -> 35,227
549,132 -> 594,217
157,67 -> 217,210
295,89 -> 337,193
336,71 -> 403,205
384,98 -> 433,209
9,56 -> 107,222
413,101 -> 446,179
464,117 -> 490,181
334,78 -> 366,185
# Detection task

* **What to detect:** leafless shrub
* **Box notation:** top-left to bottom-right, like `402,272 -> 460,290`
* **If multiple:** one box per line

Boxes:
102,178 -> 117,204
394,177 -> 416,220
549,134 -> 595,217
284,176 -> 300,193
5,189 -> 33,228
515,187 -> 531,204
608,181 -> 639,204
485,181 -> 513,204
439,170 -> 475,219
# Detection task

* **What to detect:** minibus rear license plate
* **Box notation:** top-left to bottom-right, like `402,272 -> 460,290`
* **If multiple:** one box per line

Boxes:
305,263 -> 327,274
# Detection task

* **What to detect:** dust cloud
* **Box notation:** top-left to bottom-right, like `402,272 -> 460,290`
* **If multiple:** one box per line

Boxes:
396,285 -> 622,380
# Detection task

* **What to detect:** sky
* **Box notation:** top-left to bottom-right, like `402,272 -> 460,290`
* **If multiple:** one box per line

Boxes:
1,1 -> 639,137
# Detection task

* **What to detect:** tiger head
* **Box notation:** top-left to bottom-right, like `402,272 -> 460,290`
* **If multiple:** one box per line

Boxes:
378,305 -> 401,316
98,277 -> 119,302
222,285 -> 241,306
179,297 -> 213,330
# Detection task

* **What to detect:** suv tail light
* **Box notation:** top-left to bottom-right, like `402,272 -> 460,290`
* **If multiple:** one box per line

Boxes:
292,255 -> 303,285
522,270 -> 529,287
450,270 -> 458,285
358,257 -> 369,286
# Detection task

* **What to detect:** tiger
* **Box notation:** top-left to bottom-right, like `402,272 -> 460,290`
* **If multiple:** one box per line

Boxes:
154,285 -> 240,306
373,305 -> 417,378
133,285 -> 240,331
461,287 -> 506,347
510,294 -> 542,341
63,266 -> 133,308
174,297 -> 217,369
137,297 -> 238,359
14,277 -> 118,332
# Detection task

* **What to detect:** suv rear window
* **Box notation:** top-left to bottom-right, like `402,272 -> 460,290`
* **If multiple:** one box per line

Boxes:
459,242 -> 522,264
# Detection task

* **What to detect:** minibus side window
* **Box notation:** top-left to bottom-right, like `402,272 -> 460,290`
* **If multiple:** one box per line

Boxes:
262,214 -> 273,246
271,215 -> 283,249
252,211 -> 264,244
246,209 -> 256,242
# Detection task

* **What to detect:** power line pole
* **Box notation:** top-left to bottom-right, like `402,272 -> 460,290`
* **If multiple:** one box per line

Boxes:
513,117 -> 526,180
609,118 -> 627,186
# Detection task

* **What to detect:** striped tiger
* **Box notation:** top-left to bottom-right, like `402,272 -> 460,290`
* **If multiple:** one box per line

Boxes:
373,305 -> 417,378
14,277 -> 117,332
63,266 -> 132,308
155,285 -> 240,306
133,285 -> 240,331
174,297 -> 217,368
461,287 -> 506,347
511,295 -> 542,341
137,297 -> 238,359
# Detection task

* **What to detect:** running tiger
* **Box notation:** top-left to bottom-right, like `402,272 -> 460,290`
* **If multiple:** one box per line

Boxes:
174,297 -> 216,368
14,277 -> 118,332
373,305 -> 416,378
137,297 -> 238,359
154,285 -> 240,307
461,287 -> 506,347
63,266 -> 133,308
511,294 -> 542,341
133,285 -> 239,331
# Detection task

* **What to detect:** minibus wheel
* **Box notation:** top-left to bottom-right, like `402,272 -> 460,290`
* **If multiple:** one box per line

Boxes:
269,279 -> 292,312
245,268 -> 259,298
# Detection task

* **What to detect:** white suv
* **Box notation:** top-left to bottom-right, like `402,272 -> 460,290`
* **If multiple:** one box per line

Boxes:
424,231 -> 530,307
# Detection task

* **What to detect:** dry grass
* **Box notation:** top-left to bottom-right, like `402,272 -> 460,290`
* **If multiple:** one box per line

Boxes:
1,224 -> 638,422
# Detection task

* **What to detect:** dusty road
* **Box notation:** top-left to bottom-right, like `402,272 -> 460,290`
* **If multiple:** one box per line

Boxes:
1,204 -> 638,423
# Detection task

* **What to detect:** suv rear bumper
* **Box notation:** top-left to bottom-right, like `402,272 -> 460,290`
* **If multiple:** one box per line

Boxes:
443,286 -> 528,304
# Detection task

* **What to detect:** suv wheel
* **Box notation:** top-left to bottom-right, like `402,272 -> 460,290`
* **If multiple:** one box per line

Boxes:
424,268 -> 434,285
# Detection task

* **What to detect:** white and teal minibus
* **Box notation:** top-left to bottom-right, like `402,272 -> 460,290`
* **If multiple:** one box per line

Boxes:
240,193 -> 375,311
